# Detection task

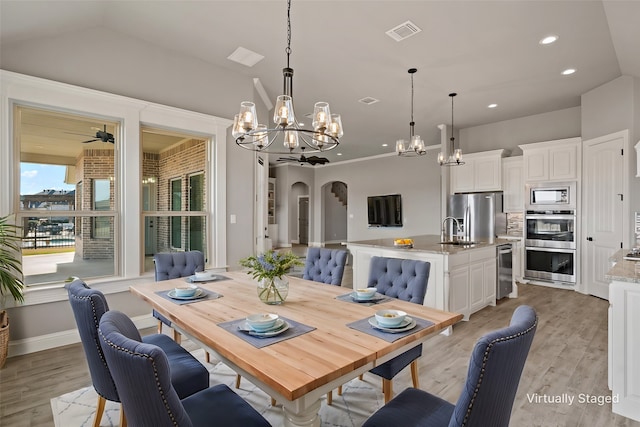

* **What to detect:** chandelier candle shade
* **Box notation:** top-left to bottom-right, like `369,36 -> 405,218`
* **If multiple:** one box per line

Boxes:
396,68 -> 426,156
234,0 -> 343,154
438,93 -> 465,166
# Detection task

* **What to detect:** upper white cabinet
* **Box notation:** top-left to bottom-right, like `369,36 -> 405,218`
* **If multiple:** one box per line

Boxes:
502,156 -> 524,212
451,149 -> 506,193
519,137 -> 581,182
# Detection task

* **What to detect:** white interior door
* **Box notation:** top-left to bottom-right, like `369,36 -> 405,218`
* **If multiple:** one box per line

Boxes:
583,130 -> 627,299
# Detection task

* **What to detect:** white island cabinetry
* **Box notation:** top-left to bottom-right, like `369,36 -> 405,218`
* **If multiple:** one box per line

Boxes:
449,246 -> 496,320
347,235 -> 504,321
607,252 -> 640,422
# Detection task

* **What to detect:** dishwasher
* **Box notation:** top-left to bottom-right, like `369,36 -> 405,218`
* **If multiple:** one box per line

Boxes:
496,244 -> 513,299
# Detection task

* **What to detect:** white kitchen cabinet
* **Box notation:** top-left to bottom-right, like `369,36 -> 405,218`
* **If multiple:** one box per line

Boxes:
502,156 -> 524,212
451,149 -> 506,193
519,137 -> 581,182
449,246 -> 497,320
609,278 -> 640,422
449,264 -> 470,315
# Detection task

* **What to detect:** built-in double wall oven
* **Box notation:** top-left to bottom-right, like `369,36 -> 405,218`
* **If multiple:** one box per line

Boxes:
524,182 -> 577,285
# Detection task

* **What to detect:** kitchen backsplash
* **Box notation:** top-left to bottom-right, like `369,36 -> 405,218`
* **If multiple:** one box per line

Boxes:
506,212 -> 523,236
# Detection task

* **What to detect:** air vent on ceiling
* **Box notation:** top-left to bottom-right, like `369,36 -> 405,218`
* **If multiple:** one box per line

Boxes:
359,97 -> 380,105
386,20 -> 422,42
227,47 -> 264,67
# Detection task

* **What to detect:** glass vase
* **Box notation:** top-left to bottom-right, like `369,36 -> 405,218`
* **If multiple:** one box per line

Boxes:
257,276 -> 289,305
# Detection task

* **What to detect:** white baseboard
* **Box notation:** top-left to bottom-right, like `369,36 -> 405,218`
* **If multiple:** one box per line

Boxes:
7,314 -> 157,358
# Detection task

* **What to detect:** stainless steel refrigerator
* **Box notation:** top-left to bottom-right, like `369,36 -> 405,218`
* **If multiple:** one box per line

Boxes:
446,192 -> 506,242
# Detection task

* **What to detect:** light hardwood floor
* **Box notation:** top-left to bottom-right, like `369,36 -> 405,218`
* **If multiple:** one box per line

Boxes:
1,282 -> 638,427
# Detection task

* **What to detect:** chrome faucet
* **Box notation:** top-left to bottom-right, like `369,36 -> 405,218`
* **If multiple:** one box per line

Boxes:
441,216 -> 461,242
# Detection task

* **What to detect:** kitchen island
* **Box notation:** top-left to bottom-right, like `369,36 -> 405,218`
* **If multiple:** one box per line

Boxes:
346,235 -> 514,321
606,250 -> 640,422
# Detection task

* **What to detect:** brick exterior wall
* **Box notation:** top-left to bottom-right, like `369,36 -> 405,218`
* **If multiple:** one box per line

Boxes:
72,139 -> 207,261
152,139 -> 207,254
75,148 -> 115,259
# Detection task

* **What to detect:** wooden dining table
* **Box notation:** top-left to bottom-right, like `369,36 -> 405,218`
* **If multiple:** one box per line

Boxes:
130,271 -> 463,427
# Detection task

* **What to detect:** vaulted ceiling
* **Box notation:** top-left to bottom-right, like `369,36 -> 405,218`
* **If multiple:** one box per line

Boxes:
2,1 -> 639,163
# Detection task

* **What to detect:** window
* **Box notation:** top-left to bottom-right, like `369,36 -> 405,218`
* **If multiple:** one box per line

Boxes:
17,106 -> 117,285
141,127 -> 209,273
92,179 -> 112,239
2,72 -> 228,292
171,178 -> 182,249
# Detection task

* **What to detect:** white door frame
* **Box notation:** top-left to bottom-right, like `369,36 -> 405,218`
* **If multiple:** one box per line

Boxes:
581,129 -> 629,298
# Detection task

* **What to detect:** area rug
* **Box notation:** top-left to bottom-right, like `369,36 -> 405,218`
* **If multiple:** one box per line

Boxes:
51,348 -> 397,427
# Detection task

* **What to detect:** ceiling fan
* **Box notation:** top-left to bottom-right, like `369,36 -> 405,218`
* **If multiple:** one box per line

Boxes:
277,147 -> 330,166
66,124 -> 115,144
81,125 -> 115,144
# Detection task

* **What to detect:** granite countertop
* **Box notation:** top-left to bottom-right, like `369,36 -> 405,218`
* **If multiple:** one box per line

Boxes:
606,249 -> 640,284
346,234 -> 513,255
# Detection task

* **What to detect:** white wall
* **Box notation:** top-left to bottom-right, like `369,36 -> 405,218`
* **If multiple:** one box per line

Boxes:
460,106 -> 581,156
313,153 -> 443,243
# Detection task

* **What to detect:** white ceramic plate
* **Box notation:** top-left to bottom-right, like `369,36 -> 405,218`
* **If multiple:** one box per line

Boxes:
188,274 -> 220,282
351,292 -> 384,303
368,316 -> 416,333
238,319 -> 290,337
167,288 -> 205,300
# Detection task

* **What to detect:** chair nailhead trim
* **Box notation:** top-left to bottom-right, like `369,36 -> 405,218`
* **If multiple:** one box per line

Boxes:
99,330 -> 180,426
460,316 -> 538,427
70,292 -> 119,397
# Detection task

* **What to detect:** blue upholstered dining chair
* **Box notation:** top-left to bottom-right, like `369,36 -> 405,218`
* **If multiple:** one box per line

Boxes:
366,256 -> 431,403
99,310 -> 271,427
302,247 -> 348,286
363,305 -> 538,427
66,279 -> 209,427
154,251 -> 242,388
153,250 -> 205,341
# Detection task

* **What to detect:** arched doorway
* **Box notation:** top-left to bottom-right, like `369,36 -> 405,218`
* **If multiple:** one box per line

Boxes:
321,181 -> 348,244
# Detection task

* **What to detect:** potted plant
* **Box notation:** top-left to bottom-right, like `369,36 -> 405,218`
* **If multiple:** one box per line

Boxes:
0,214 -> 25,368
239,250 -> 303,305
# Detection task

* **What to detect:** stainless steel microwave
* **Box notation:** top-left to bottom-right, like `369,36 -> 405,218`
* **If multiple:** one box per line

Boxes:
525,181 -> 576,210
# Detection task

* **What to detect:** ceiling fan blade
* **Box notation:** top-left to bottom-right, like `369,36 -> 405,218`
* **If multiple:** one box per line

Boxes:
307,156 -> 329,165
82,139 -> 99,143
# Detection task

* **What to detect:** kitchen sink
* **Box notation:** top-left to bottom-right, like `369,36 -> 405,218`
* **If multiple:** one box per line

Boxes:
439,240 -> 478,246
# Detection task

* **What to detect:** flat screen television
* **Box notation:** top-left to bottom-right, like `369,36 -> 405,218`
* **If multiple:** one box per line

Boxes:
367,194 -> 402,227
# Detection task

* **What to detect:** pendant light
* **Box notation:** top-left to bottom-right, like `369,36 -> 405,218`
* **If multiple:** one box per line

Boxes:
396,68 -> 426,156
233,0 -> 343,155
438,93 -> 464,166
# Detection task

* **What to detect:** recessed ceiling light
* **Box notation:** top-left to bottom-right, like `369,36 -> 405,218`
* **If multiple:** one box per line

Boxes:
561,68 -> 576,75
487,103 -> 498,109
337,153 -> 342,156
539,35 -> 559,45
382,143 -> 388,147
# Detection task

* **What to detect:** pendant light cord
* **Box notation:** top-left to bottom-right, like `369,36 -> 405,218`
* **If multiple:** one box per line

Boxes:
410,72 -> 415,138
450,93 -> 456,147
286,0 -> 292,69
